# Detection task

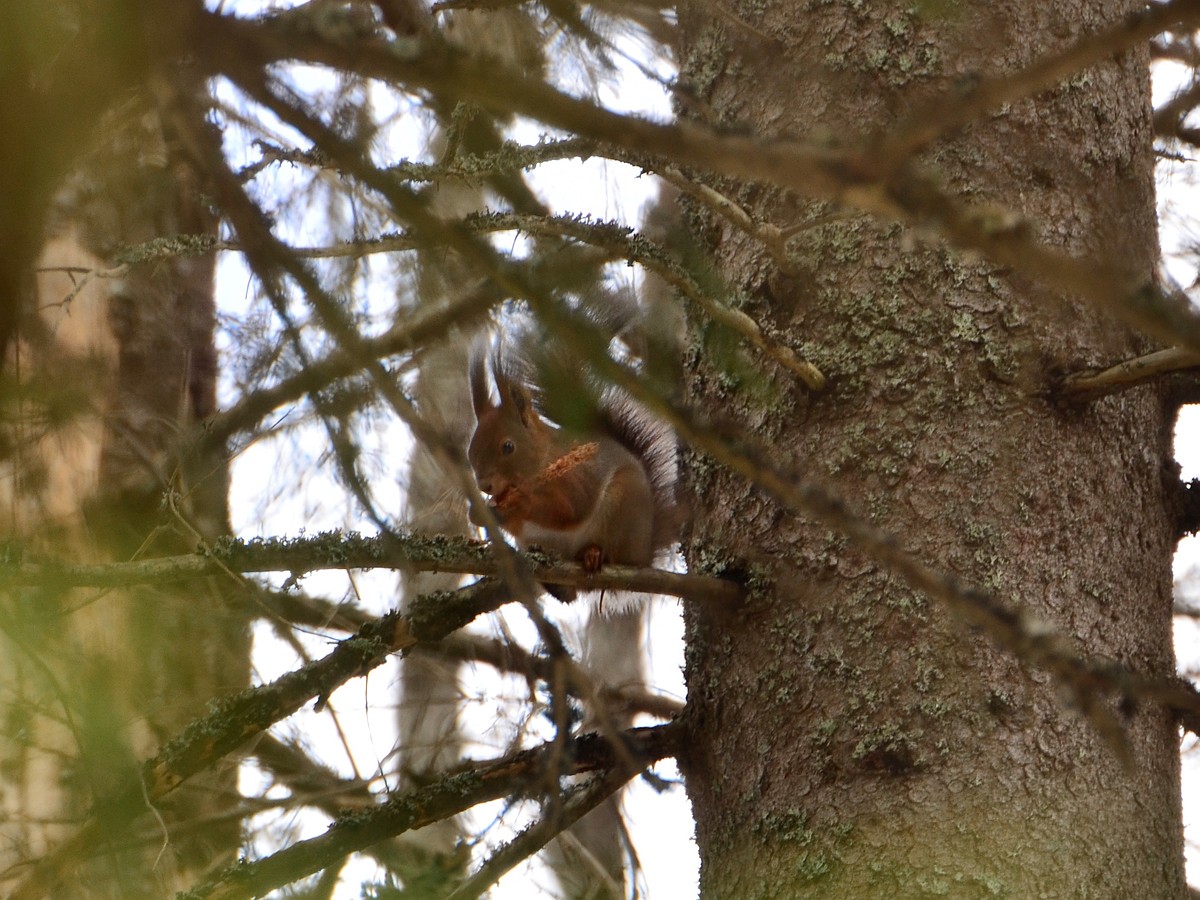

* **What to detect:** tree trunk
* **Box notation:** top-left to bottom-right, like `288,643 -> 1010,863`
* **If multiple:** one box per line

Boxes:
678,3 -> 1183,897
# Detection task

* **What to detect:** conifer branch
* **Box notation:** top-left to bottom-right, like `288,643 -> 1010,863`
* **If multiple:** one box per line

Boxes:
187,726 -> 678,900
0,532 -> 744,604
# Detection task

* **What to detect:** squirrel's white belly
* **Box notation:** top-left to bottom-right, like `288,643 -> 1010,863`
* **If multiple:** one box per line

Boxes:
518,469 -> 619,560
520,520 -> 590,559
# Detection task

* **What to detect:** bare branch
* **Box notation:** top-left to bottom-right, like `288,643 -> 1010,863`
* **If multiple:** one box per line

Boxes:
201,277 -> 501,450
444,766 -> 636,900
1156,79 -> 1200,141
1153,33 -> 1200,65
426,633 -> 685,720
1057,346 -> 1200,399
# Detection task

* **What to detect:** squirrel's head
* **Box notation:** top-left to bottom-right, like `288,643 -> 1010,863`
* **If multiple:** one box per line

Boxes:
468,347 -> 542,498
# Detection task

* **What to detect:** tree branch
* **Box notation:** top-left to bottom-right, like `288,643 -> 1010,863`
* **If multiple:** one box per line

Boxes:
201,276 -> 501,451
248,735 -> 458,880
472,210 -> 826,390
186,725 -> 680,900
1056,346 -> 1200,400
876,0 -> 1200,165
444,765 -> 636,900
425,633 -> 685,721
1155,79 -> 1200,141
7,579 -> 511,900
0,532 -> 745,604
197,9 -> 1200,355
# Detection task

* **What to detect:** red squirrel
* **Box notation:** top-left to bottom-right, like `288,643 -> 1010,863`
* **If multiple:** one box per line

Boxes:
467,306 -> 680,596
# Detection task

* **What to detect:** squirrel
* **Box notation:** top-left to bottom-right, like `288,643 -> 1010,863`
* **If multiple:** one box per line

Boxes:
467,299 -> 681,599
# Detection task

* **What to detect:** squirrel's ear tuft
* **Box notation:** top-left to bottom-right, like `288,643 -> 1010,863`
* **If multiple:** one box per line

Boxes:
469,342 -> 494,418
506,381 -> 536,428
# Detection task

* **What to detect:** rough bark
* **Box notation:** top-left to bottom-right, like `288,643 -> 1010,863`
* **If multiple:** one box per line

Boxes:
678,3 -> 1182,897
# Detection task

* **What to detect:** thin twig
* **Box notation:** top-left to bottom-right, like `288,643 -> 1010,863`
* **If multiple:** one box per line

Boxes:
444,766 -> 637,900
1156,79 -> 1200,140
655,164 -> 798,274
201,276 -> 501,451
478,211 -> 826,390
426,633 -> 685,720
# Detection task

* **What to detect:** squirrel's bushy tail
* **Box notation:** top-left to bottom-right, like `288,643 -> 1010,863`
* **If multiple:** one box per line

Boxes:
475,289 -> 683,556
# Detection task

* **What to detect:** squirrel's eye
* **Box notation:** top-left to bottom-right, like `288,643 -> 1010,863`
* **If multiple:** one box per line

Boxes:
502,439 -> 515,455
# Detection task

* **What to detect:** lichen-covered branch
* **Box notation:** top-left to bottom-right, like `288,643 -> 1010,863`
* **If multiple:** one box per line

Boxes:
0,531 -> 745,604
472,210 -> 826,389
185,725 -> 680,900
